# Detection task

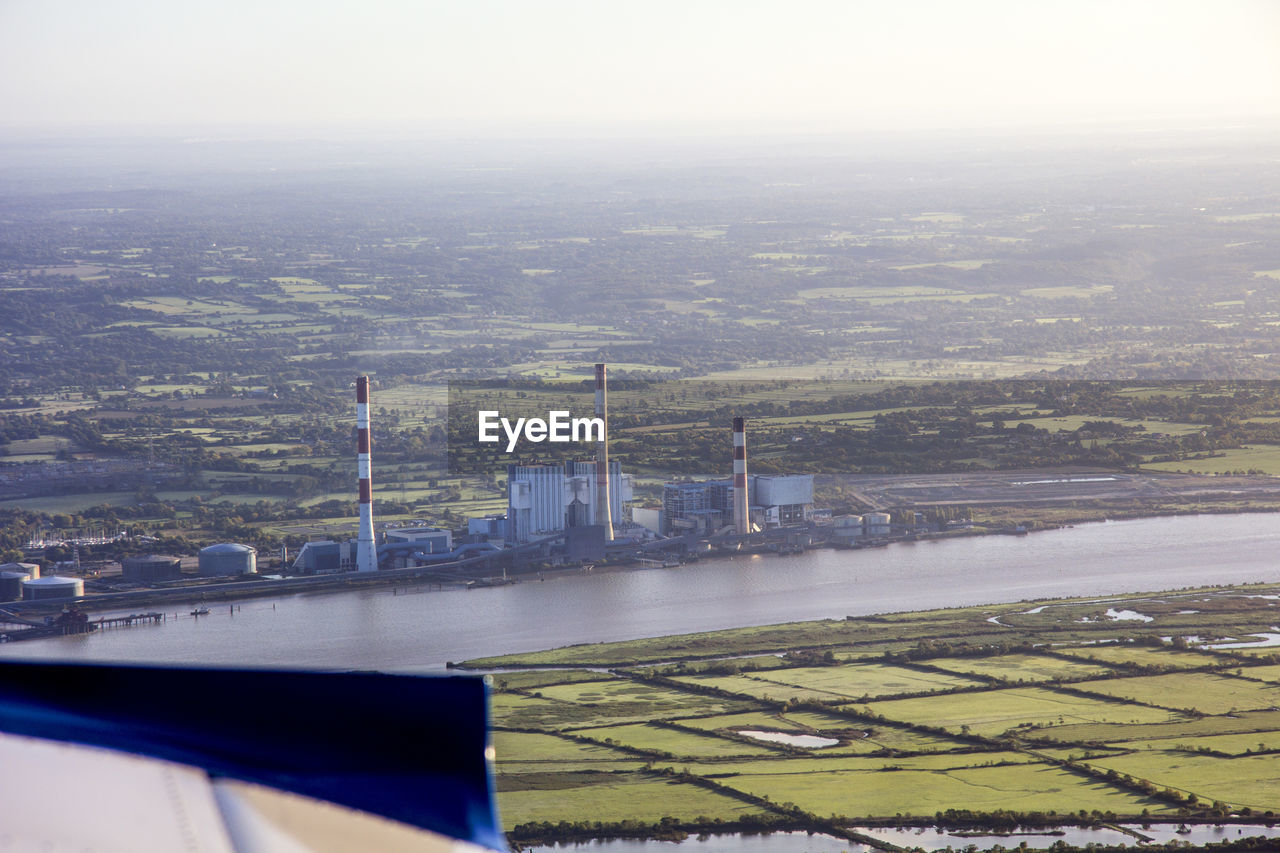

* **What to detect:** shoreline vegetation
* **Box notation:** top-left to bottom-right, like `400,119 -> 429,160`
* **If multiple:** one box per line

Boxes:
465,582 -> 1280,851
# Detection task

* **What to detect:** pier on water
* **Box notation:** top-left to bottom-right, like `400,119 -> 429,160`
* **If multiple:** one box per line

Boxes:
96,612 -> 164,628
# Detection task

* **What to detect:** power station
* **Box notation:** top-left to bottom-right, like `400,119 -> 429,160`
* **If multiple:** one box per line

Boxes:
635,416 -> 815,537
293,368 -> 822,576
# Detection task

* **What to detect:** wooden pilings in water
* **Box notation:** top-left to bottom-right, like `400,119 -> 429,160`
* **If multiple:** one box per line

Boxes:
96,612 -> 164,628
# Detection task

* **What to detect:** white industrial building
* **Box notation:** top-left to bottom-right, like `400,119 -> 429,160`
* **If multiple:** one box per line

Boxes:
661,473 -> 814,535
631,506 -> 663,534
753,474 -> 815,527
385,526 -> 452,551
507,460 -> 632,543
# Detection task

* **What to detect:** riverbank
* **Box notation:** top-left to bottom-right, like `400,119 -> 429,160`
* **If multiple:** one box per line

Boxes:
970,495 -> 1280,530
9,498 -> 1280,632
4,512 -> 1280,671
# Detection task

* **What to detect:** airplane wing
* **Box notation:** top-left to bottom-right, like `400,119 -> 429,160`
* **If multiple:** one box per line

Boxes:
0,661 -> 506,853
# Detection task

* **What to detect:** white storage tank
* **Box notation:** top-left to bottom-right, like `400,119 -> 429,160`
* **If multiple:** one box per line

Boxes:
0,562 -> 40,602
833,515 -> 863,536
198,543 -> 257,577
21,575 -> 84,601
864,511 -> 892,536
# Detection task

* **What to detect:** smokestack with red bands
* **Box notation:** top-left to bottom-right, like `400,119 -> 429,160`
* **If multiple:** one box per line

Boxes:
356,376 -> 377,572
595,363 -> 614,541
733,416 -> 749,534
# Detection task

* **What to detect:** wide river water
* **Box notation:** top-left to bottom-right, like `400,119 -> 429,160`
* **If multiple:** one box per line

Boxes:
2,514 -> 1278,671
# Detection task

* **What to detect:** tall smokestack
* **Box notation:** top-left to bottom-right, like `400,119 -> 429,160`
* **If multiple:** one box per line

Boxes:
595,363 -> 614,541
356,375 -> 377,572
733,417 -> 750,535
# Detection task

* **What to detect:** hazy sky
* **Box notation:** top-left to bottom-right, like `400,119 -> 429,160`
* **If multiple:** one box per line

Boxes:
2,0 -> 1278,134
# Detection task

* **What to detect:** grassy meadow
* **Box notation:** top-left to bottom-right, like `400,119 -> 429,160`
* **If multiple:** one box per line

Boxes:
474,586 -> 1280,844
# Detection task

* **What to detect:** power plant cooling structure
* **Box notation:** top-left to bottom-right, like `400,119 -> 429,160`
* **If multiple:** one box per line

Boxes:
356,375 -> 377,572
594,363 -> 614,541
733,416 -> 750,534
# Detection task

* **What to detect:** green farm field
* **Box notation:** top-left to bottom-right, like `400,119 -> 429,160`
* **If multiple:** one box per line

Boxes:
1142,444 -> 1280,476
475,585 -> 1280,843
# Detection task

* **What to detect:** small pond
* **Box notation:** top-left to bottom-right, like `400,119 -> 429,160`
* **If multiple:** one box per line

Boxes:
735,730 -> 839,748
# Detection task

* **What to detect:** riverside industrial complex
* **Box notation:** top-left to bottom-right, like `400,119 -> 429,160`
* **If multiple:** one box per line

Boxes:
0,365 -> 937,640
16,363 -> 1280,642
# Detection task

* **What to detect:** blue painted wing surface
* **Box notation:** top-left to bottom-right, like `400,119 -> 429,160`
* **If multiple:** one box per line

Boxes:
0,661 -> 507,851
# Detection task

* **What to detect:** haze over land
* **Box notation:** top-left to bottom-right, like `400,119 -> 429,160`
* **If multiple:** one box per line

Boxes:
3,1 -> 1280,575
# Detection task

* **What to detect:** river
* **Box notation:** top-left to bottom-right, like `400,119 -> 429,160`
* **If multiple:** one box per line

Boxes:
2,514 -> 1278,671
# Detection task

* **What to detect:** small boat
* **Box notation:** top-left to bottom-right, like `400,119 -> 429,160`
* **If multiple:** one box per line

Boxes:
190,606 -> 210,616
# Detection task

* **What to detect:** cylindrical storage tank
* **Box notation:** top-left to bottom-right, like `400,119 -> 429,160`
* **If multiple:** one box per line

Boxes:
1,563 -> 38,602
198,543 -> 257,577
0,573 -> 27,602
0,561 -> 40,579
21,575 -> 85,601
864,511 -> 891,537
122,555 -> 183,584
833,515 -> 863,539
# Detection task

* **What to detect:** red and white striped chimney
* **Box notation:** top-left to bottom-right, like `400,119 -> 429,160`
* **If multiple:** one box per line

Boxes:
595,363 -> 614,541
733,416 -> 750,535
356,375 -> 377,572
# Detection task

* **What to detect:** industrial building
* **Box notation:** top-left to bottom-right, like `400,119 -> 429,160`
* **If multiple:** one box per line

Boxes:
197,543 -> 257,577
467,515 -> 507,541
655,418 -> 815,536
292,526 -> 460,573
122,555 -> 182,584
660,473 -> 814,535
631,506 -> 662,534
293,540 -> 356,574
506,459 -> 632,543
755,474 -> 815,527
385,526 -> 452,551
379,526 -> 457,568
662,482 -> 722,535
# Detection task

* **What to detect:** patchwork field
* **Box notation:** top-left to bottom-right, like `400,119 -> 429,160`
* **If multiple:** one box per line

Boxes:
864,687 -> 1180,737
1069,672 -> 1280,715
497,773 -> 757,827
744,662 -> 985,700
721,764 -> 1171,819
476,585 -> 1280,844
926,653 -> 1118,683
